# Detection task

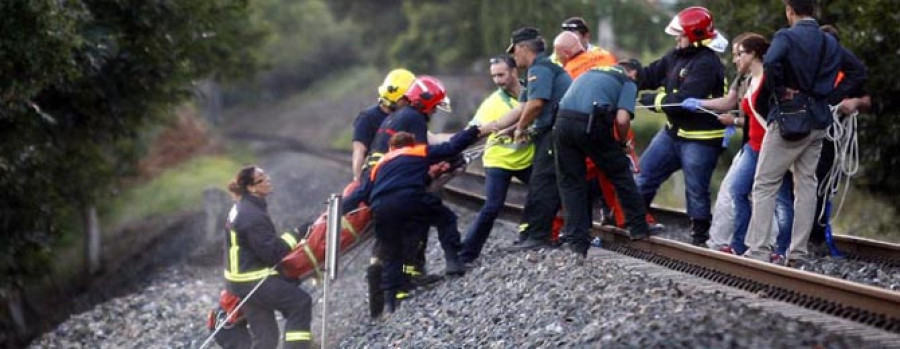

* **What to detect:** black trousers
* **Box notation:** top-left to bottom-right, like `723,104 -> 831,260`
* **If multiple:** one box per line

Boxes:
520,128 -> 562,240
553,115 -> 649,250
373,191 -> 461,292
809,137 -> 835,244
236,277 -> 312,349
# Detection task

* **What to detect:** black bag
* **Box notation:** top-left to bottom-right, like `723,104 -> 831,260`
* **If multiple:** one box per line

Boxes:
775,94 -> 813,141
772,32 -> 828,141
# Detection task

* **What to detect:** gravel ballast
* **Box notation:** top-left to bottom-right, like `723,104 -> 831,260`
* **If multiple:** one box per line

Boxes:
30,147 -> 894,348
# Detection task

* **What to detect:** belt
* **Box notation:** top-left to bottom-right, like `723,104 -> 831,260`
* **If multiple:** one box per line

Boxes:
556,109 -> 590,122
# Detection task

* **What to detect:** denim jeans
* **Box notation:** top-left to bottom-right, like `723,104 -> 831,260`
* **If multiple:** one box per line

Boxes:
636,129 -> 722,220
729,143 -> 794,255
459,166 -> 531,263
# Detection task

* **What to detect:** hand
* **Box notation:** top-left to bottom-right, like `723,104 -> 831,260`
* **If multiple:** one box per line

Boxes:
837,98 -> 858,115
513,128 -> 530,144
638,93 -> 657,107
428,161 -> 451,178
681,98 -> 702,112
717,113 -> 735,126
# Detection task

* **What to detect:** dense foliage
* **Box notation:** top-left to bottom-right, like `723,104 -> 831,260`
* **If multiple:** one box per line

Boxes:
698,0 -> 900,205
330,0 -> 673,73
0,0 -> 265,287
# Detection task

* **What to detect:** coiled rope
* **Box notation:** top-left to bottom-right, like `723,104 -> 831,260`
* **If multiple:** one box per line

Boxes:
817,103 -> 860,223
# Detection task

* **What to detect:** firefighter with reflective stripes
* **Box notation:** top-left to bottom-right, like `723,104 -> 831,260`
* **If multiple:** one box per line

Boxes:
225,166 -> 312,349
635,6 -> 727,245
351,69 -> 416,182
369,125 -> 485,313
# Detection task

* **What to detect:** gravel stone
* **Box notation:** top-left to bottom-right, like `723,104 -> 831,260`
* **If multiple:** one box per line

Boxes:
30,146 -> 892,348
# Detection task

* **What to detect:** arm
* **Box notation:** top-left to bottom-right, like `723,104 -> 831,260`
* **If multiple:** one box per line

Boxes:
637,52 -> 671,90
828,47 -> 867,105
244,217 -> 293,266
515,99 -> 545,133
483,104 -> 523,133
425,126 -> 482,159
700,87 -> 739,112
427,132 -> 454,144
763,31 -> 790,99
351,141 -> 367,181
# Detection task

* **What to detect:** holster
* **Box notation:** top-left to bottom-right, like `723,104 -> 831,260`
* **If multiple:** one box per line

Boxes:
588,103 -> 614,135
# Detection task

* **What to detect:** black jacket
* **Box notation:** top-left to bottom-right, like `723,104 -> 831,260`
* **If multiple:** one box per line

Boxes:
224,195 -> 298,288
640,46 -> 727,145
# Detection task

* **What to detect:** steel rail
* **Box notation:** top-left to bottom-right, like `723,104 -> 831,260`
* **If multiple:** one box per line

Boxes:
460,167 -> 900,264
439,180 -> 900,331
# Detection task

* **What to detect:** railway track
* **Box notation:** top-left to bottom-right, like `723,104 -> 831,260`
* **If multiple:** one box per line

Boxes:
459,167 -> 900,266
239,135 -> 900,333
444,168 -> 900,333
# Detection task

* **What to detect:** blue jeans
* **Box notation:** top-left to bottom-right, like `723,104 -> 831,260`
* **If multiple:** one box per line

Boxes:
636,129 -> 722,220
460,166 -> 531,262
729,144 -> 794,255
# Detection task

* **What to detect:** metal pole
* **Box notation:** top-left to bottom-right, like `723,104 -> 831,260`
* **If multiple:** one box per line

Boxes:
321,194 -> 341,349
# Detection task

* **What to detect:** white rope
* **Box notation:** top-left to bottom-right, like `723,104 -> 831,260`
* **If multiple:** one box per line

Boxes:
635,103 -> 683,109
817,103 -> 859,222
198,273 -> 271,349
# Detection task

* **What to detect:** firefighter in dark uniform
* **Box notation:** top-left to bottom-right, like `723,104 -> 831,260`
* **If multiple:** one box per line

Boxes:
496,27 -> 573,251
351,69 -> 416,182
224,166 -> 311,349
554,61 -> 650,256
636,7 -> 727,245
369,125 -> 485,312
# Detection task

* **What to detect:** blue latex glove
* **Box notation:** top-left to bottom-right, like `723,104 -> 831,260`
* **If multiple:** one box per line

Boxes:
681,98 -> 702,112
638,93 -> 657,107
722,125 -> 736,148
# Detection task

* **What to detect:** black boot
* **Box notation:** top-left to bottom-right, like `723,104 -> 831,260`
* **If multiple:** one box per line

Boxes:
443,249 -> 465,276
366,262 -> 384,318
384,290 -> 402,314
690,219 -> 711,246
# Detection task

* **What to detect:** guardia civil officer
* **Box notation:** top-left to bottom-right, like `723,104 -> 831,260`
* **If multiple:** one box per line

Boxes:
224,166 -> 311,349
554,60 -> 650,256
486,27 -> 572,251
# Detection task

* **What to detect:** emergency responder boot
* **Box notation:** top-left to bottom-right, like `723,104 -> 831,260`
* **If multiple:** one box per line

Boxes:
384,290 -> 405,314
443,250 -> 465,276
366,263 -> 384,318
690,219 -> 711,246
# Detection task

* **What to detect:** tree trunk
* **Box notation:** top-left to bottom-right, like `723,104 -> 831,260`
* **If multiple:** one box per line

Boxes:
84,205 -> 101,275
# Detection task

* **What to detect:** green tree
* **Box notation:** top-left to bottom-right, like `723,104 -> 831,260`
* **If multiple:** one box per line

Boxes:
0,0 -> 266,291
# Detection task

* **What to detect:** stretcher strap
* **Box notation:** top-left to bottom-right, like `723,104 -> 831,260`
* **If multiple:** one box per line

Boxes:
301,244 -> 323,279
341,215 -> 359,241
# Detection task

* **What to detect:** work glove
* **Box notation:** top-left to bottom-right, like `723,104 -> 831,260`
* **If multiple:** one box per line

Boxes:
638,93 -> 657,107
681,98 -> 702,112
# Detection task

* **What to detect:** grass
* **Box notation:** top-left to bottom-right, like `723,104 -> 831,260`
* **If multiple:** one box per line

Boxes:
101,154 -> 251,231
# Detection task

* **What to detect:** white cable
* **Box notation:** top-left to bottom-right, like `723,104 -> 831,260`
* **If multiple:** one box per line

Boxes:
199,273 -> 271,349
817,103 -> 859,222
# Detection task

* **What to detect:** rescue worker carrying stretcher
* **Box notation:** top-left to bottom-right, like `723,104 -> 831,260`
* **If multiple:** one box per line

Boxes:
223,166 -> 312,349
368,127 -> 489,313
636,6 -> 727,245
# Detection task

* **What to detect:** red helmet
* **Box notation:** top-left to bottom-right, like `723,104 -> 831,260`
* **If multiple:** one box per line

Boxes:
404,76 -> 450,114
665,7 -> 716,43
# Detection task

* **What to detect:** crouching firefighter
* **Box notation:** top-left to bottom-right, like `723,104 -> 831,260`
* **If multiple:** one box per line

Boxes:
369,125 -> 487,313
222,166 -> 312,349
